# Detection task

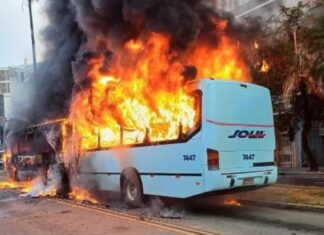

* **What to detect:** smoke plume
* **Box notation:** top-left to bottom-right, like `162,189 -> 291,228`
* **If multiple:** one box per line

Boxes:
13,0 -> 82,126
11,0 -> 262,128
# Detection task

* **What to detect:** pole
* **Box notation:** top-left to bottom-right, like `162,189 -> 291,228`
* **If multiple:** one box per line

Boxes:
28,0 -> 37,73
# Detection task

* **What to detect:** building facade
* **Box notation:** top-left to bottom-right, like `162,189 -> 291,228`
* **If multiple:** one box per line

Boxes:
0,68 -> 11,146
8,64 -> 34,119
0,68 -> 12,120
0,64 -> 34,147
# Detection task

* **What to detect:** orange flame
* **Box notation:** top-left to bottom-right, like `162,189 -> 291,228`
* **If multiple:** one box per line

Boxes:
69,187 -> 98,204
261,59 -> 270,73
68,30 -> 250,151
3,150 -> 11,169
254,41 -> 259,49
0,180 -> 32,192
224,199 -> 241,206
125,39 -> 144,52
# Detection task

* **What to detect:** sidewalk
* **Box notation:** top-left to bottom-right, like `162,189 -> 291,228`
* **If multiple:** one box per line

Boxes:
279,167 -> 324,175
235,167 -> 324,211
277,167 -> 324,187
234,184 -> 324,212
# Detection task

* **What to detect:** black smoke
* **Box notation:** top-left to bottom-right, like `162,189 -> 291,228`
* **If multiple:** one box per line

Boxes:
15,0 -> 261,126
13,0 -> 82,128
70,0 -> 259,51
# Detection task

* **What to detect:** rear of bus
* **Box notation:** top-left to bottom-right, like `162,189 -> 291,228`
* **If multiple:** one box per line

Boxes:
202,80 -> 277,193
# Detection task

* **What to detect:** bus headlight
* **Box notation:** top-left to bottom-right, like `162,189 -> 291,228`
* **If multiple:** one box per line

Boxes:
207,149 -> 219,170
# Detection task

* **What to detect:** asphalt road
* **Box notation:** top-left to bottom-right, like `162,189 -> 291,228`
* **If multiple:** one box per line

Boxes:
0,190 -> 177,235
1,189 -> 324,235
180,196 -> 324,235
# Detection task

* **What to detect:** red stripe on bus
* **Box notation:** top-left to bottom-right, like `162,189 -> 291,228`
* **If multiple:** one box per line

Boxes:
206,119 -> 274,128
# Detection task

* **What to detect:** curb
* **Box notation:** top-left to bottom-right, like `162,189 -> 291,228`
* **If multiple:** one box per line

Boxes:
240,199 -> 324,213
279,172 -> 324,176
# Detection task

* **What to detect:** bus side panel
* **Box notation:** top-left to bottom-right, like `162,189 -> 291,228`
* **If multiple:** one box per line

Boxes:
78,173 -> 120,192
78,155 -> 121,191
132,139 -> 205,197
141,175 -> 203,198
78,137 -> 206,198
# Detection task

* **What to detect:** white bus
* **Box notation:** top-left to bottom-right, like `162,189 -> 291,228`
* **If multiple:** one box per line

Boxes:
77,79 -> 277,207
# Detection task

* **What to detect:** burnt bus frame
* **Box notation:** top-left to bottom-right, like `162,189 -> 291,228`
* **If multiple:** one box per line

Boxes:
12,123 -> 64,156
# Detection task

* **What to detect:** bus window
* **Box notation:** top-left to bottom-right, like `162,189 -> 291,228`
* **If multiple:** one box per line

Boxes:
81,131 -> 100,150
182,91 -> 201,138
122,127 -> 145,145
32,129 -> 54,154
10,135 -> 19,156
99,127 -> 121,148
18,135 -> 27,154
78,90 -> 201,149
192,91 -> 201,131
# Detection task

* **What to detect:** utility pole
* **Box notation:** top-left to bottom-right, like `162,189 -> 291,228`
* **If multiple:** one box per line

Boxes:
28,0 -> 37,73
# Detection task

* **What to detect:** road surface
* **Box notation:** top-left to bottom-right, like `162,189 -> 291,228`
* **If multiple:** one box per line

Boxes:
0,190 -> 178,235
1,188 -> 324,235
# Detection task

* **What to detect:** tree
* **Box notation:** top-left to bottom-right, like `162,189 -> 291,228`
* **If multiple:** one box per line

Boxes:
248,1 -> 324,170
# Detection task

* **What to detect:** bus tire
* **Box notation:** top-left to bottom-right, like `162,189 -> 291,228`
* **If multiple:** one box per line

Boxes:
121,169 -> 143,208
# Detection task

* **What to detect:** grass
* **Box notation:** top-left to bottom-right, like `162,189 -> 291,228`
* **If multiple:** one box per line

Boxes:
271,186 -> 324,207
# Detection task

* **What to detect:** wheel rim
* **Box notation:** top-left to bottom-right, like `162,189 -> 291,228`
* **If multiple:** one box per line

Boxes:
126,181 -> 137,201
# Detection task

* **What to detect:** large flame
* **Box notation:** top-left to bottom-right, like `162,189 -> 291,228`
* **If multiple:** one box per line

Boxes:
68,28 -> 250,150
0,180 -> 32,193
69,187 -> 98,204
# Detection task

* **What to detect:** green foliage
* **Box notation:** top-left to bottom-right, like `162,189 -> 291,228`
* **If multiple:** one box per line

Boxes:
247,1 -> 324,170
249,0 -> 324,110
304,6 -> 324,80
280,1 -> 308,31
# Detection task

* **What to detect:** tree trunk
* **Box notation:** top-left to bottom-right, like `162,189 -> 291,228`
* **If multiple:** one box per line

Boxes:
302,110 -> 319,171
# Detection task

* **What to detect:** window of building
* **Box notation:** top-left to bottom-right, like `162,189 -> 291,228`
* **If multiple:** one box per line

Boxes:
20,72 -> 25,83
0,71 -> 9,82
0,94 -> 4,117
0,83 -> 10,93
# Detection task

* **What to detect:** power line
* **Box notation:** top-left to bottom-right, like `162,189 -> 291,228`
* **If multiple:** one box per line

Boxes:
235,0 -> 275,18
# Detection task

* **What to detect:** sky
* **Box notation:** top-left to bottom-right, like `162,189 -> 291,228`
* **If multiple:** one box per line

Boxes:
0,0 -> 47,67
0,0 -> 303,68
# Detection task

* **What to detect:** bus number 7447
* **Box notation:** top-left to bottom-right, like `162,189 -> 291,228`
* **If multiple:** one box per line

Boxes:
183,154 -> 196,161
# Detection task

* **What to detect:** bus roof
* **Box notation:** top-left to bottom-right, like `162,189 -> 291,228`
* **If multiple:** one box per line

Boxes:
185,78 -> 267,92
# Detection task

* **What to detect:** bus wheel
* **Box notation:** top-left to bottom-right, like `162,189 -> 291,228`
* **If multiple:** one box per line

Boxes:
121,170 -> 143,208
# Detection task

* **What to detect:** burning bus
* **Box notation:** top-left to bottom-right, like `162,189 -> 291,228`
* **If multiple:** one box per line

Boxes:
74,79 -> 277,207
5,79 -> 277,206
5,119 -> 65,182
2,0 -> 279,206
